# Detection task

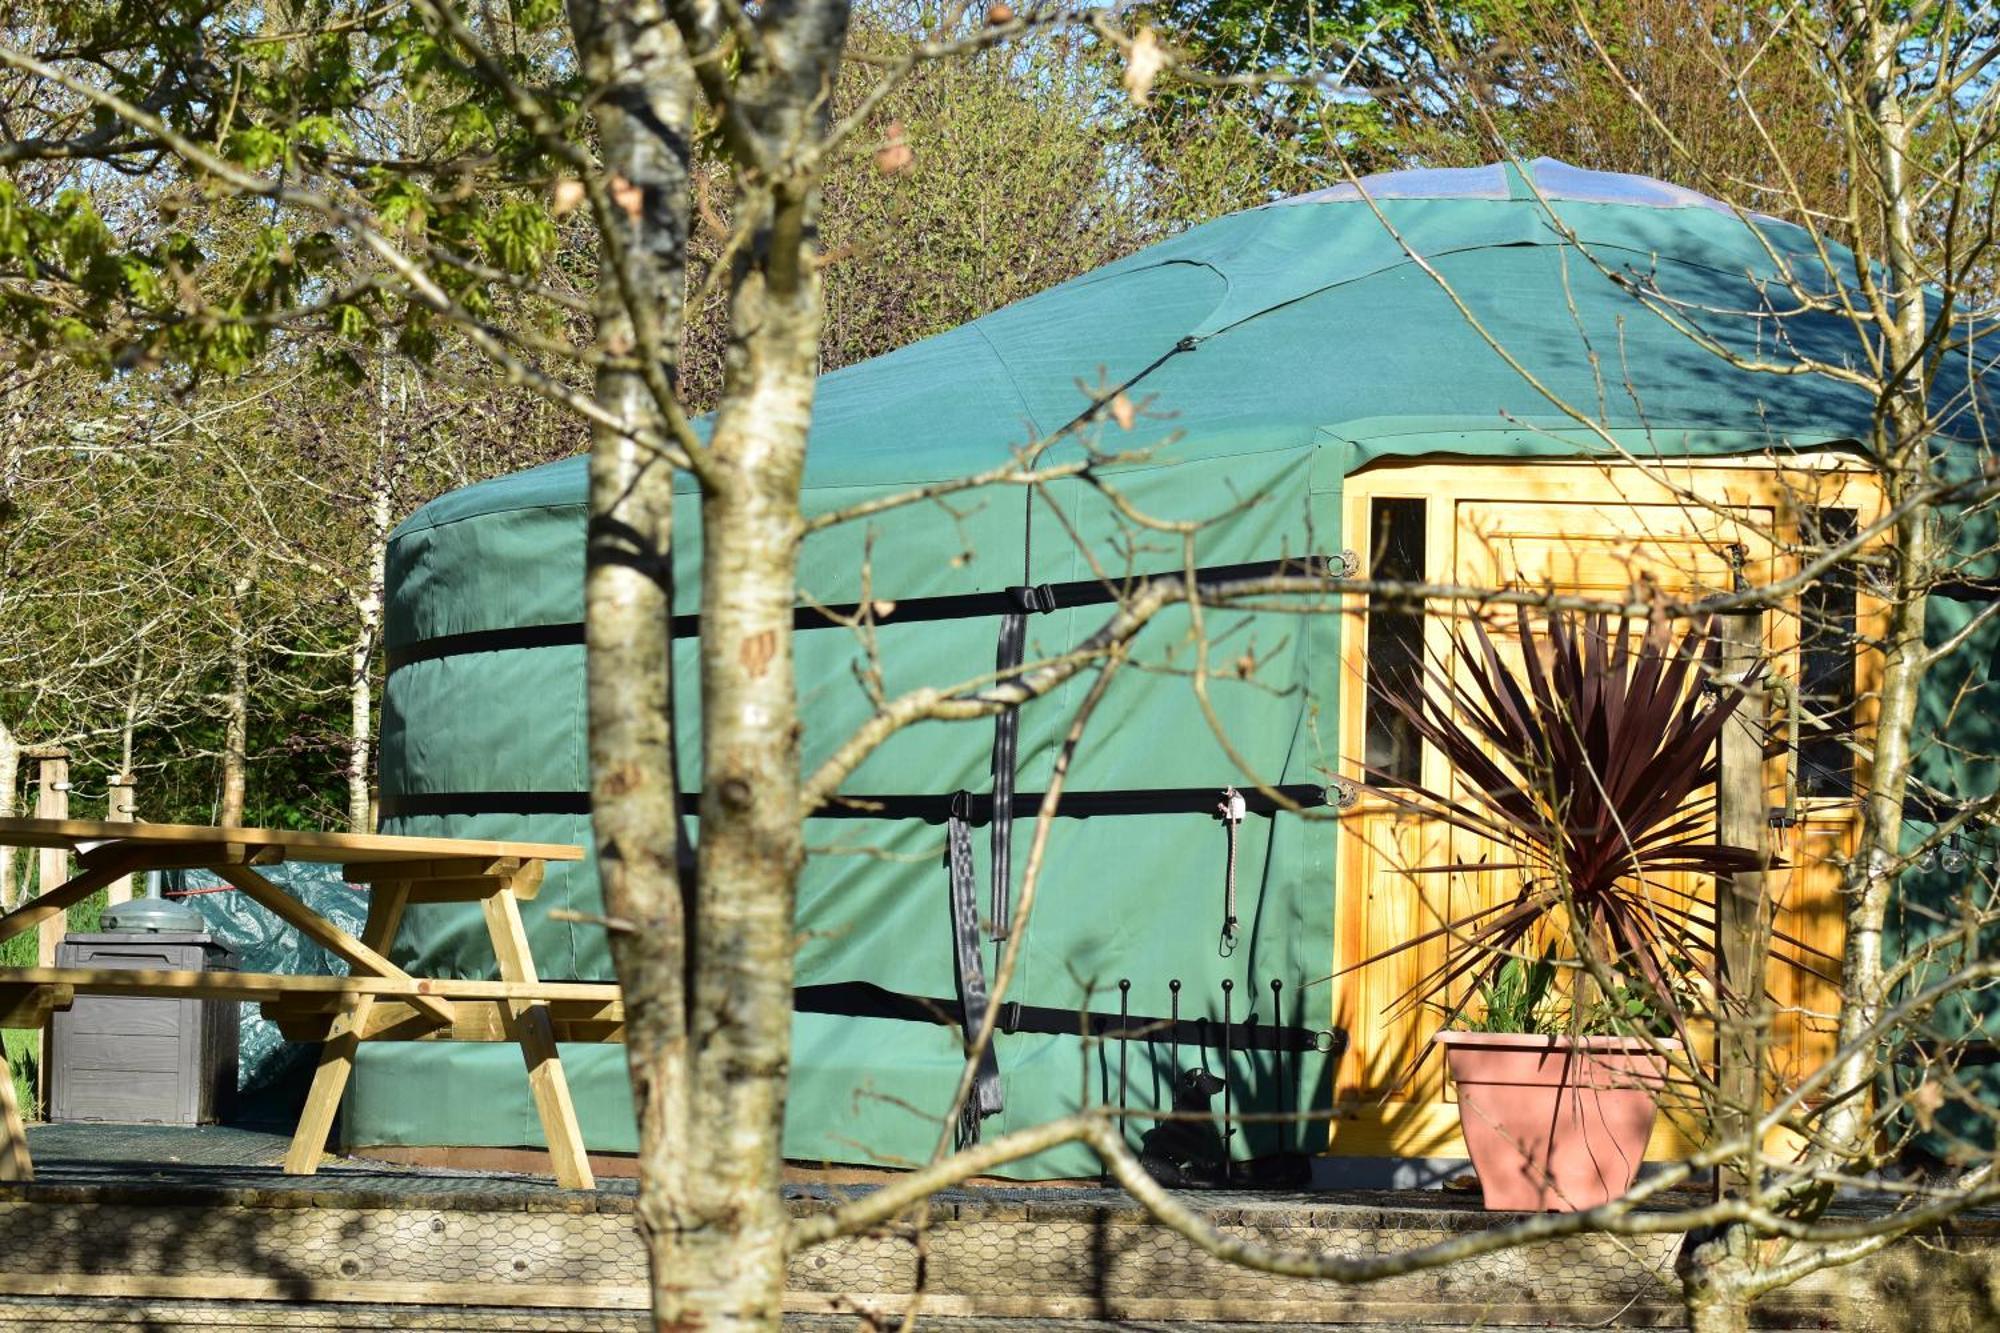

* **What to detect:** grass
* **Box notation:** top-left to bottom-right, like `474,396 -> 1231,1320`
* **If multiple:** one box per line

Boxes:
1,1031 -> 34,1122
0,927 -> 38,1119
0,864 -> 109,1121
69,885 -> 104,934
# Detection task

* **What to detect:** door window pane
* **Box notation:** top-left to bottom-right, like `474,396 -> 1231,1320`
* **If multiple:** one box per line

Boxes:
1365,498 -> 1427,787
1798,508 -> 1858,797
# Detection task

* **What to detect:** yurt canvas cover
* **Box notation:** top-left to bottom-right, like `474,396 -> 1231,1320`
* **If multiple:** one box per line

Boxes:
353,159 -> 1999,1177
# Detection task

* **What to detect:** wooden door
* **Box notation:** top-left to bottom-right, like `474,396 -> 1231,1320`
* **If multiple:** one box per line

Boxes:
1330,461 -> 1871,1162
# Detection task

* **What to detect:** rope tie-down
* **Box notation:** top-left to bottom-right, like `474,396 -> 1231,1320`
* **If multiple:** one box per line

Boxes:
1217,786 -> 1246,956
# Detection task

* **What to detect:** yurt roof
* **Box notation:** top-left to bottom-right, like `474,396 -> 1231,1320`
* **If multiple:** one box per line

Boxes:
403,158 -> 1983,536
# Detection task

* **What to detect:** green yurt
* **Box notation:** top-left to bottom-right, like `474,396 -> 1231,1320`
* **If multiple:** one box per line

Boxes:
352,158 -> 1997,1179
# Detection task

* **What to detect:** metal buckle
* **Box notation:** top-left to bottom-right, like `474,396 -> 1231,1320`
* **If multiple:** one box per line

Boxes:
1008,584 -> 1058,614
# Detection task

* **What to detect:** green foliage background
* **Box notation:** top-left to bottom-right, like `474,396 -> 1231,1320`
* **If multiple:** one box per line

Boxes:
0,0 -> 1874,869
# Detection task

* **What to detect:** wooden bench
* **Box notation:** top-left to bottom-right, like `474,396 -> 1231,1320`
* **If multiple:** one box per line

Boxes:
0,818 -> 603,1188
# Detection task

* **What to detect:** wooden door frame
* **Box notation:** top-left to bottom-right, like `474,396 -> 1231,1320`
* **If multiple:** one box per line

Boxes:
1327,452 -> 1886,1160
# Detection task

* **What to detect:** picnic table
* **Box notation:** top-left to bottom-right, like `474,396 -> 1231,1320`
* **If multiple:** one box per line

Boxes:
0,818 -> 612,1189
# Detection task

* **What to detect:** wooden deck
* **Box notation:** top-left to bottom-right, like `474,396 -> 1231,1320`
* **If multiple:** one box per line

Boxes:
0,1124 -> 1994,1330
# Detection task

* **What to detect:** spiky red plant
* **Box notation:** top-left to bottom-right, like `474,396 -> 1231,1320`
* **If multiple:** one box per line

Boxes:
1352,606 -> 1791,1044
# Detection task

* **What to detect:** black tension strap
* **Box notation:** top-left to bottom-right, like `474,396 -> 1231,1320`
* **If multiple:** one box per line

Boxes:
946,791 -> 1006,1137
989,582 -> 1059,940
377,783 -> 1336,822
807,783 -> 1335,822
382,555 -> 1333,673
793,980 -> 1344,1055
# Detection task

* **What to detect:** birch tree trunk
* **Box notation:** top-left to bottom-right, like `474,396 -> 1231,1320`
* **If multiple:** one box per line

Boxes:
670,7 -> 848,1321
1813,6 -> 1935,1173
1679,1216 -> 1761,1333
0,719 -> 15,907
348,572 -> 381,833
1687,1288 -> 1753,1333
566,2 -> 699,1326
219,566 -> 254,827
683,175 -> 821,1331
348,358 -> 397,834
568,0 -> 846,1322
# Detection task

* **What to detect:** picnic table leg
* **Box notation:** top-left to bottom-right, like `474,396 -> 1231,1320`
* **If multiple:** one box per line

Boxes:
284,882 -> 412,1176
481,884 -> 594,1190
0,1037 -> 29,1182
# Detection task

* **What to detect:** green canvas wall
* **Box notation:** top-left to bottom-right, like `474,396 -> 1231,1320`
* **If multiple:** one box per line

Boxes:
352,159 -> 1997,1177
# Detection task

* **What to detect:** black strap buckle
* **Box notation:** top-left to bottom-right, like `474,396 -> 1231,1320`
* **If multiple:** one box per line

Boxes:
1008,583 -> 1058,614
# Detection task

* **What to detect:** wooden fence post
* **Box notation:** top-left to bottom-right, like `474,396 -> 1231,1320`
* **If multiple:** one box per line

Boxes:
27,748 -> 69,1113
0,722 -> 16,910
105,774 -> 136,905
30,751 -> 69,968
1716,592 -> 1771,1198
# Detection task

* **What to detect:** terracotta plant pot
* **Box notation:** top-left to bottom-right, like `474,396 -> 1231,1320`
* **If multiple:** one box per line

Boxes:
1437,1030 -> 1678,1212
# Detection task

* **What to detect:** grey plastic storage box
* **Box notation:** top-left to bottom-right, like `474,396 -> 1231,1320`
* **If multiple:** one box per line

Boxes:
51,898 -> 242,1125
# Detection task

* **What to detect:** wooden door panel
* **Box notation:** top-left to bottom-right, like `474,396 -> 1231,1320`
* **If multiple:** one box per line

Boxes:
1459,499 -> 1773,596
1332,463 -> 1871,1162
1767,817 -> 1849,1091
1333,808 -> 1447,1104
